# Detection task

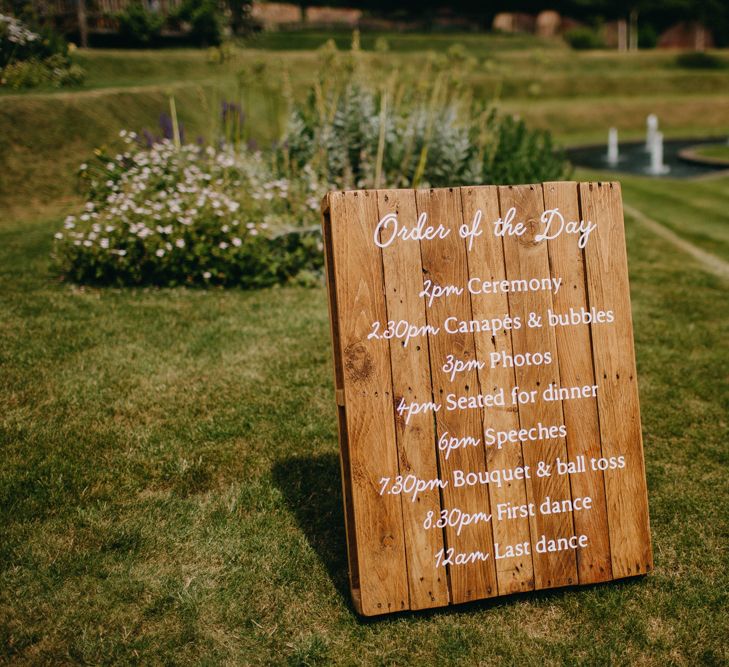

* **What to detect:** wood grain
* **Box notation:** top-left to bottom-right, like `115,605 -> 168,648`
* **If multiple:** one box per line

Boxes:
459,185 -> 535,595
377,188 -> 450,610
416,187 -> 498,604
498,184 -> 578,590
321,196 -> 362,611
543,181 -> 613,584
327,190 -> 410,615
579,182 -> 653,579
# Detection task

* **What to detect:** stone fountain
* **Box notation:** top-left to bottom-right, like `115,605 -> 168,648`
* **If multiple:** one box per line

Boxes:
645,114 -> 658,152
647,130 -> 670,175
607,127 -> 619,165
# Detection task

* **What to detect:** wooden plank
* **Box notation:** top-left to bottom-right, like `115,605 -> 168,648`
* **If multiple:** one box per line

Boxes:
376,188 -> 450,610
415,187 -> 498,604
579,182 -> 653,579
326,190 -> 410,615
459,185 -> 535,595
321,195 -> 362,612
498,184 -> 578,590
543,181 -> 613,584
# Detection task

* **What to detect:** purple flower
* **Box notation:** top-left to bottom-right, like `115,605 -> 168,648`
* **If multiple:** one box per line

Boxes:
159,113 -> 173,140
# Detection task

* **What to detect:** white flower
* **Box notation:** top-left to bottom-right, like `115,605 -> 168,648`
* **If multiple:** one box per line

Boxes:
175,238 -> 185,248
155,249 -> 165,257
83,240 -> 92,247
100,238 -> 110,249
219,242 -> 229,249
249,229 -> 258,236
232,237 -> 242,247
203,271 -> 212,279
54,232 -> 63,240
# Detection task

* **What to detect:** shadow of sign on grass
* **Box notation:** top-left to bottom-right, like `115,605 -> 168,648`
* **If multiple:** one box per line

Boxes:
272,453 -> 351,604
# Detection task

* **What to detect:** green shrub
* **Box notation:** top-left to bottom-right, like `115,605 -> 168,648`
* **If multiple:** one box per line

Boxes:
175,0 -> 223,46
117,2 -> 164,46
638,24 -> 657,49
281,85 -> 568,189
675,51 -> 725,70
1,58 -> 46,87
53,131 -> 323,288
483,113 -> 568,185
283,85 -> 480,189
1,54 -> 85,89
564,27 -> 604,50
0,13 -> 83,88
278,37 -> 568,190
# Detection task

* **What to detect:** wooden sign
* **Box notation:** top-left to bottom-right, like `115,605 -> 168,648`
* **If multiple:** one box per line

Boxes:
320,182 -> 652,616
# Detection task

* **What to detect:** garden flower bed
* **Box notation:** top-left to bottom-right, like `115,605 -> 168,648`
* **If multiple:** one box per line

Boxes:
53,132 -> 324,287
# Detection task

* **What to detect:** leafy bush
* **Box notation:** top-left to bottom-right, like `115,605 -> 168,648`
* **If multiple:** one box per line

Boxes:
117,3 -> 164,46
278,37 -> 568,190
564,27 -> 604,50
1,55 -> 85,88
281,85 -> 568,190
638,24 -> 657,49
0,14 -> 85,88
284,85 -> 480,189
53,131 -> 324,287
675,51 -> 725,70
175,0 -> 223,46
482,113 -> 568,185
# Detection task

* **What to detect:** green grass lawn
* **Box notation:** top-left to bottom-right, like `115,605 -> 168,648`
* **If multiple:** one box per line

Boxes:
693,144 -> 729,162
244,30 -> 565,54
1,173 -> 728,663
617,174 -> 729,264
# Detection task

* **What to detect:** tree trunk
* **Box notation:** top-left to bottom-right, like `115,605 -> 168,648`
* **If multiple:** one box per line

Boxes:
629,9 -> 638,51
77,0 -> 88,48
